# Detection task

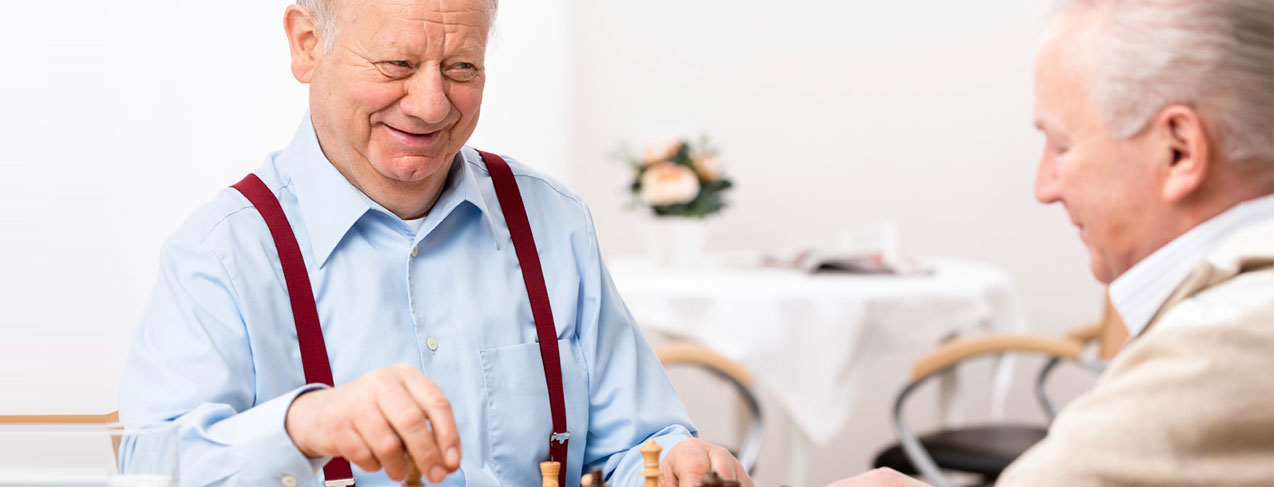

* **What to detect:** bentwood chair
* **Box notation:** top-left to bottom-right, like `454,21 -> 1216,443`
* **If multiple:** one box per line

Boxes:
872,297 -> 1127,487
655,341 -> 764,476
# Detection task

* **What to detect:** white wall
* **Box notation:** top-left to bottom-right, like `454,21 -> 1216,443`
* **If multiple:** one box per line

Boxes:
570,1 -> 1101,331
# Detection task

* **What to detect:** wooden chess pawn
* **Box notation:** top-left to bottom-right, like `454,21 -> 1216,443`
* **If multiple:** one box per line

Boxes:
580,468 -> 607,487
541,461 -> 561,487
640,439 -> 661,487
402,459 -> 424,487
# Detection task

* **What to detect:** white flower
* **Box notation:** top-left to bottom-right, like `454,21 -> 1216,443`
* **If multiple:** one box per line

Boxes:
640,162 -> 700,206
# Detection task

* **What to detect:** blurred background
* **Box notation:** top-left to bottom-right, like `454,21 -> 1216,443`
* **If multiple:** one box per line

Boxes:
0,0 -> 1105,485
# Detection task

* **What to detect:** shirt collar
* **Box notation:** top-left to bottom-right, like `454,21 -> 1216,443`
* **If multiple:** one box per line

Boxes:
275,114 -> 501,267
1109,192 -> 1274,337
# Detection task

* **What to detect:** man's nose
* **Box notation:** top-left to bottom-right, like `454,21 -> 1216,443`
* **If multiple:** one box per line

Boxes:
1034,152 -> 1061,204
401,70 -> 451,125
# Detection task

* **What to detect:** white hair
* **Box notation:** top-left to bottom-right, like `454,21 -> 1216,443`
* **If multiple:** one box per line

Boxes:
296,0 -> 499,52
1054,0 -> 1274,164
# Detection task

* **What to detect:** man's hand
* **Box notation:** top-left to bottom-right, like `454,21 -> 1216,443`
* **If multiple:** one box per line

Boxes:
659,438 -> 753,487
824,468 -> 932,487
284,364 -> 461,484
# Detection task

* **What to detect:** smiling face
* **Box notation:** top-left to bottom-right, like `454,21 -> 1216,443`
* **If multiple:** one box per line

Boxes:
296,0 -> 490,217
1032,23 -> 1170,284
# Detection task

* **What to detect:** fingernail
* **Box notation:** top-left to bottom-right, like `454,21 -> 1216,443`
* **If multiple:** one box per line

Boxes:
430,466 -> 447,482
445,447 -> 460,467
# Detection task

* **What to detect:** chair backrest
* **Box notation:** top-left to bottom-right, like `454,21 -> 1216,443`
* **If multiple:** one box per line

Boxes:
654,342 -> 763,475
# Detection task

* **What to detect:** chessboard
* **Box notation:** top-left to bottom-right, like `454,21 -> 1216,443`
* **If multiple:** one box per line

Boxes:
398,439 -> 775,487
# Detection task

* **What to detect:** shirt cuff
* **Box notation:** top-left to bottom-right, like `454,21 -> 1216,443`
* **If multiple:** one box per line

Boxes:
210,384 -> 331,486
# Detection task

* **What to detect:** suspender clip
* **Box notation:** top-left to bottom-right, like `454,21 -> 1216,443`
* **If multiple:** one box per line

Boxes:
550,430 -> 571,444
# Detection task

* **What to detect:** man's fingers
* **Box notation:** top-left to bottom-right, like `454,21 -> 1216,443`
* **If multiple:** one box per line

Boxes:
707,446 -> 739,480
378,384 -> 444,482
725,454 -> 753,487
334,427 -> 381,474
674,445 -> 711,487
353,409 -> 407,480
401,371 -> 462,471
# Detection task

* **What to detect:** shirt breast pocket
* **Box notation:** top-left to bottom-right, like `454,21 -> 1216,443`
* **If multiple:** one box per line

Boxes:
480,338 -> 588,485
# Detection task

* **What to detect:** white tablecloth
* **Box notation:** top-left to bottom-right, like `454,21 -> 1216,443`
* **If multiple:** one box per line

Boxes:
609,256 -> 1029,445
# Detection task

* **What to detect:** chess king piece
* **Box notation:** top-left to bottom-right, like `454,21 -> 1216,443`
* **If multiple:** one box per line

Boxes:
641,439 -> 661,487
541,461 -> 561,487
402,459 -> 424,487
580,468 -> 607,487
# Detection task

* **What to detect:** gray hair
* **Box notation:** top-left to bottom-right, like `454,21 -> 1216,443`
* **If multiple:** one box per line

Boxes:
1055,0 -> 1274,164
296,0 -> 499,52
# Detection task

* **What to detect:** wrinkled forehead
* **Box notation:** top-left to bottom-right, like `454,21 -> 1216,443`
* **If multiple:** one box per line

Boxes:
337,0 -> 492,51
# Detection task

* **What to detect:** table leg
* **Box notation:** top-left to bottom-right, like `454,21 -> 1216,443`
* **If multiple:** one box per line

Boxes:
781,413 -> 809,486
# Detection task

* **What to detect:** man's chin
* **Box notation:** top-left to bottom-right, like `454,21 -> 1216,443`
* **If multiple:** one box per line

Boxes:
1088,255 -> 1117,284
369,153 -> 454,184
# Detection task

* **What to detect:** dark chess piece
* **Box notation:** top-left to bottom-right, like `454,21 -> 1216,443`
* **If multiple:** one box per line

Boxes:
580,468 -> 607,486
698,472 -> 725,487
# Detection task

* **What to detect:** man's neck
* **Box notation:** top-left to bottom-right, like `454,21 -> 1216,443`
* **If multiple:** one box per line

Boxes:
342,163 -> 452,220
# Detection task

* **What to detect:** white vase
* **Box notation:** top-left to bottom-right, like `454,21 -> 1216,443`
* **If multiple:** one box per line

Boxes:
643,217 -> 709,267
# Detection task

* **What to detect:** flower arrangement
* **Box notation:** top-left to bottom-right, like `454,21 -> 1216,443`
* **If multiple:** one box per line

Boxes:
619,137 -> 733,219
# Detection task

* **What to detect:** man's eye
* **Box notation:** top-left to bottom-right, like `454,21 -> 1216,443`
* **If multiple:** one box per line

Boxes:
445,62 -> 479,81
378,61 -> 414,77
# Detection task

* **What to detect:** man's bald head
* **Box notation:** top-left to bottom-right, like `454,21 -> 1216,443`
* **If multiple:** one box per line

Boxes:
296,0 -> 499,51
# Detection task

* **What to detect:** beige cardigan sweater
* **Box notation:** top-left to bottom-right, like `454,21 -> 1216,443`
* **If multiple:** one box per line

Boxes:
998,220 -> 1274,487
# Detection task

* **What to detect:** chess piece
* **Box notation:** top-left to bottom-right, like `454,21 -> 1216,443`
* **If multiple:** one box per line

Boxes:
698,471 -> 725,487
580,468 -> 606,487
640,439 -> 661,487
541,461 -> 561,487
402,459 -> 424,487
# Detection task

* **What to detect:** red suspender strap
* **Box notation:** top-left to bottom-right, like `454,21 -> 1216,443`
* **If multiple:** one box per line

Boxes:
478,150 -> 571,485
231,174 -> 357,487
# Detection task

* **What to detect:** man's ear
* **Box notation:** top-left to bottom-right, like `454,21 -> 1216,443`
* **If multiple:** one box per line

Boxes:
1155,104 -> 1212,202
284,5 -> 321,84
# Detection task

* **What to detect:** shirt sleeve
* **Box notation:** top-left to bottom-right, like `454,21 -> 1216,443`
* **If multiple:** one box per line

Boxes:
573,204 -> 698,486
119,229 -> 329,486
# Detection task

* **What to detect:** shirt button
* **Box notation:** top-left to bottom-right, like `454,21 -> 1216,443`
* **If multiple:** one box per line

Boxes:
411,246 -> 419,258
426,337 -> 439,351
280,475 -> 297,487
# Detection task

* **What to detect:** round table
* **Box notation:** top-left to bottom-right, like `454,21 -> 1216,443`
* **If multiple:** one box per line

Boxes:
608,255 -> 1030,484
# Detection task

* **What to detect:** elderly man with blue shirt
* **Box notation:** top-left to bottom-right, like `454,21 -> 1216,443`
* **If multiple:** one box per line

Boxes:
118,1 -> 752,486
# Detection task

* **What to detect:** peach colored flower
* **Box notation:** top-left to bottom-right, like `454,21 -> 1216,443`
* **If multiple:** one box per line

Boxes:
640,162 -> 700,206
691,154 -> 721,182
641,140 -> 684,166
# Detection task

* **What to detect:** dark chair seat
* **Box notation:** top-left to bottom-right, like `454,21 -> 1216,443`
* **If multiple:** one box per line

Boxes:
873,424 -> 1047,480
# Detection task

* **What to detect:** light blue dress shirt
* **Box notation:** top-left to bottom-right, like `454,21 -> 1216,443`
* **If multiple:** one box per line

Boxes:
119,115 -> 696,487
